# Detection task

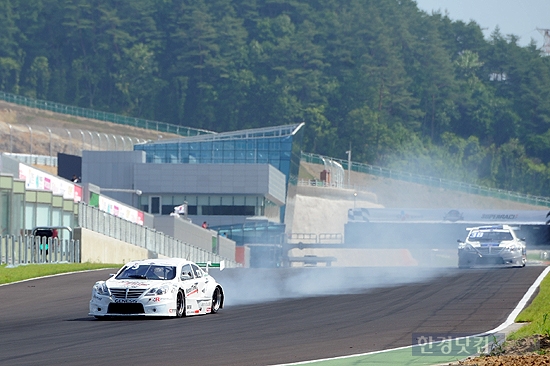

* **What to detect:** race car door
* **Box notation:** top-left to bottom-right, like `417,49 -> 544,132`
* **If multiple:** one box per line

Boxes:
181,264 -> 200,300
190,263 -> 208,301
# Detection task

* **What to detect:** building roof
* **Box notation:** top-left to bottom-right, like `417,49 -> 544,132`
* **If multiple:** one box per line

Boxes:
137,123 -> 305,145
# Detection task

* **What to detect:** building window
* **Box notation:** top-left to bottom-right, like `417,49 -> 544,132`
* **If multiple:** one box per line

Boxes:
202,206 -> 255,216
150,196 -> 161,214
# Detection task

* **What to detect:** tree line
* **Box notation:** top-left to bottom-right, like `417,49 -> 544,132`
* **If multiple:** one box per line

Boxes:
1,0 -> 550,196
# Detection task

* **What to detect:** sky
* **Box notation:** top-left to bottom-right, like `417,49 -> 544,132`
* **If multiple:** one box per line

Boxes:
414,0 -> 550,47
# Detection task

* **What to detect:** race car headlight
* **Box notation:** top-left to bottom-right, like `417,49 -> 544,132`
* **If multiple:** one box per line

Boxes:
93,282 -> 110,295
145,285 -> 169,296
460,244 -> 475,251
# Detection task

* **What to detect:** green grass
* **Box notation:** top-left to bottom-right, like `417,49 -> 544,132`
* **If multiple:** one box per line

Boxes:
0,263 -> 120,285
509,272 -> 550,340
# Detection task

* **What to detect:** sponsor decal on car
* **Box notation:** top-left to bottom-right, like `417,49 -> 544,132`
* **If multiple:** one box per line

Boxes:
114,298 -> 138,303
186,285 -> 198,296
117,281 -> 149,288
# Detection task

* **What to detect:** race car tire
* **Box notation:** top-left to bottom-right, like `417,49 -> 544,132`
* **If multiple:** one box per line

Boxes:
211,287 -> 221,314
513,257 -> 526,268
458,257 -> 471,269
176,289 -> 185,318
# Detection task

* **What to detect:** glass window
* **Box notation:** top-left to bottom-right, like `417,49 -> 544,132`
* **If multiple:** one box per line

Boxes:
181,264 -> 194,280
200,141 -> 213,151
191,264 -> 203,278
150,197 -> 161,214
224,141 -> 234,150
269,141 -> 280,150
235,151 -> 245,161
257,152 -> 268,164
116,265 -> 176,280
213,150 -> 223,163
223,150 -> 235,162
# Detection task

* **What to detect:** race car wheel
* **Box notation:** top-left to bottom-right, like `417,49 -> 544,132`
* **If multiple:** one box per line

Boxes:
211,287 -> 221,314
176,290 -> 185,318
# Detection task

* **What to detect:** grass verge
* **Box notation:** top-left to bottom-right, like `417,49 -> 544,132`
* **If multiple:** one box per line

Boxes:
509,272 -> 550,340
0,262 -> 120,285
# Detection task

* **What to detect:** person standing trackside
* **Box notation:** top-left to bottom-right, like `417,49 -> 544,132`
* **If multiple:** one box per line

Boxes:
202,221 -> 208,229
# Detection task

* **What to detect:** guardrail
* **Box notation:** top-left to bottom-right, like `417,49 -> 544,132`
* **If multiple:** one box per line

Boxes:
0,91 -> 215,137
78,202 -> 240,267
5,153 -> 57,167
301,152 -> 550,208
1,236 -> 80,266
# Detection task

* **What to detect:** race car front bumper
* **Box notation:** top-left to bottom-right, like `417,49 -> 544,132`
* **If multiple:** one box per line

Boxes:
89,294 -> 177,317
458,246 -> 524,268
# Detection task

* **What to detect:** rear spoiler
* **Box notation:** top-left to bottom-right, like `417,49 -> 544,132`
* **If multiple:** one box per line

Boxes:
196,260 -> 225,273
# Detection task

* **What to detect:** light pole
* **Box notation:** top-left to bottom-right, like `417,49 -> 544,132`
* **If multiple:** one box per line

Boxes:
27,125 -> 33,155
66,129 -> 72,154
79,130 -> 84,152
353,192 -> 357,210
47,127 -> 52,157
346,148 -> 351,188
8,124 -> 12,153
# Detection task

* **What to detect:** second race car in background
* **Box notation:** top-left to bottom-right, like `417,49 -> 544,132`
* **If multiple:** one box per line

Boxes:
457,225 -> 527,269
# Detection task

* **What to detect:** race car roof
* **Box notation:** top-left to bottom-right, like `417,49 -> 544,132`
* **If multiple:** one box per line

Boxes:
124,258 -> 190,267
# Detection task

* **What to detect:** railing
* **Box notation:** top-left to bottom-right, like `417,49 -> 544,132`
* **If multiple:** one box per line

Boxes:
301,152 -> 550,208
78,202 -> 240,267
0,91 -> 215,137
5,153 -> 57,167
1,236 -> 80,266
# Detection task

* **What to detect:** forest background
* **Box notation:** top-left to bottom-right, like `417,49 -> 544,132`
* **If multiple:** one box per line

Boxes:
1,0 -> 550,196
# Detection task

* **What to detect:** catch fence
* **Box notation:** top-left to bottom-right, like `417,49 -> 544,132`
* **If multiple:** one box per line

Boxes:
301,152 -> 550,207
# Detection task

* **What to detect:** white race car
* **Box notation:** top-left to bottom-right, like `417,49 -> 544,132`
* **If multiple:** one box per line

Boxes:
89,258 -> 224,318
457,225 -> 527,268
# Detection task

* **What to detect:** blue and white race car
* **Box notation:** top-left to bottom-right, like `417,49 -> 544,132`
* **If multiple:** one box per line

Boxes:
457,225 -> 527,269
89,258 -> 224,318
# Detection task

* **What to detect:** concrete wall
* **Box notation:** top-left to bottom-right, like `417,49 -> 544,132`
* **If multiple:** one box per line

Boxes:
82,150 -> 145,205
285,185 -> 382,235
153,215 -> 236,261
75,227 -> 153,264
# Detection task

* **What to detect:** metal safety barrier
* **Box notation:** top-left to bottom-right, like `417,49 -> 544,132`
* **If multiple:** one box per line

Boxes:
1,235 -> 80,266
78,202 -> 240,267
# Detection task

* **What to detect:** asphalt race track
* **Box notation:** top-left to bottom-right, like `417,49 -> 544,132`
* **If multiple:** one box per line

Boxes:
0,265 -> 546,366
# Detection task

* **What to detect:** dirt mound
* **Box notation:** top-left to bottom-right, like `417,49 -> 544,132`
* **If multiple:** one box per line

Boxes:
300,162 -> 546,210
451,335 -> 550,365
0,100 -> 180,156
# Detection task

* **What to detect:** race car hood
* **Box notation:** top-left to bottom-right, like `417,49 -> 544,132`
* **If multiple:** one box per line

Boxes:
104,278 -> 166,289
467,240 -> 515,248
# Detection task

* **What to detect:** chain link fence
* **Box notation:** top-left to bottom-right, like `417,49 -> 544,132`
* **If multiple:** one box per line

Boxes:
0,91 -> 215,137
301,152 -> 550,208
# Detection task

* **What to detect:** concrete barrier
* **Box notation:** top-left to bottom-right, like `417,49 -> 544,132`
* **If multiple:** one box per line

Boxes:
75,227 -> 153,264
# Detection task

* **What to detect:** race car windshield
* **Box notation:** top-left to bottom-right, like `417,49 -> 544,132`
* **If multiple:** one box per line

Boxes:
116,265 -> 176,280
468,231 -> 513,241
